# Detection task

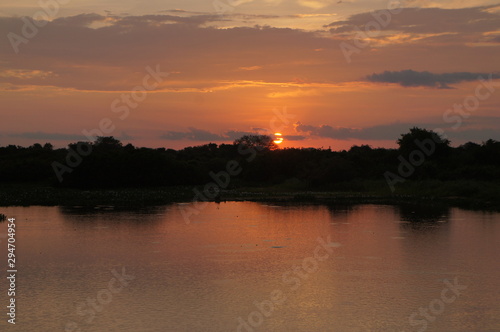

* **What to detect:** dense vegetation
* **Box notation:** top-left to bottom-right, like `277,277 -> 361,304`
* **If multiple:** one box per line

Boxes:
0,128 -> 499,207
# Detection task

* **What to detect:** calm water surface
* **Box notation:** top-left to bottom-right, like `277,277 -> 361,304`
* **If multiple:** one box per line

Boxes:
0,202 -> 499,331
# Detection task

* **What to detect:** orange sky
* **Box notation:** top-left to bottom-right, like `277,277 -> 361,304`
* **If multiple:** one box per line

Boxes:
1,0 -> 499,150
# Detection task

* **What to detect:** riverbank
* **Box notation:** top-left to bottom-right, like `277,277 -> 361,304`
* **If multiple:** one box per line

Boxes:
0,180 -> 498,211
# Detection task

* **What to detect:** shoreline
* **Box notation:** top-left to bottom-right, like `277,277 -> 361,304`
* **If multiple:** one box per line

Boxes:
0,183 -> 498,212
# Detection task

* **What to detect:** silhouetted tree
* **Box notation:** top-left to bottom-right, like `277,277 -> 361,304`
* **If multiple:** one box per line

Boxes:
95,136 -> 122,148
43,143 -> 53,150
397,127 -> 450,158
1,130 -> 499,190
233,135 -> 277,151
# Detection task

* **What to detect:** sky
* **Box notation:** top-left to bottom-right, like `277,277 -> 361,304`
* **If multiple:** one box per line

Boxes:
1,0 -> 499,150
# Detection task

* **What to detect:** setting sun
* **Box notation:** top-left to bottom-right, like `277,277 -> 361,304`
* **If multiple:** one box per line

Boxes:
273,133 -> 283,144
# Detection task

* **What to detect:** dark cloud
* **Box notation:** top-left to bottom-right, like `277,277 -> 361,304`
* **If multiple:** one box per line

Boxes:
327,6 -> 500,35
50,13 -> 228,28
119,132 -> 134,140
294,119 -> 500,143
114,14 -> 228,27
365,70 -> 500,88
295,121 -> 440,140
231,13 -> 281,19
160,9 -> 190,13
160,128 -> 224,141
224,130 -> 262,140
283,135 -> 306,141
294,122 -> 359,139
450,128 -> 500,142
0,14 -> 326,91
488,35 -> 500,43
52,13 -> 106,26
160,128 -> 267,141
160,131 -> 189,140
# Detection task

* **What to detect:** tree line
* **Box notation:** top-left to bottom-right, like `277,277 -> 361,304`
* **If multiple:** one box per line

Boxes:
0,128 -> 499,191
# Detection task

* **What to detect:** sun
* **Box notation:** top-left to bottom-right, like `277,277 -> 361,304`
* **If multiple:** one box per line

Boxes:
273,132 -> 283,144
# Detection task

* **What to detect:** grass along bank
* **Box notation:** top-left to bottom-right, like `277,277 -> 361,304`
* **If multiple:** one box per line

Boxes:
0,180 -> 498,211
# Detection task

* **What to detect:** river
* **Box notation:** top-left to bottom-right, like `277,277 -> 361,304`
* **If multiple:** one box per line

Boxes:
0,202 -> 499,331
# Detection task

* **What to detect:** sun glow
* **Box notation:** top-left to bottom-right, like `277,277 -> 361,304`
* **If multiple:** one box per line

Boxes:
273,133 -> 283,144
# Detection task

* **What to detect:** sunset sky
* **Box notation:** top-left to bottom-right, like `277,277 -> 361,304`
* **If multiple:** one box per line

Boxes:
1,0 -> 499,150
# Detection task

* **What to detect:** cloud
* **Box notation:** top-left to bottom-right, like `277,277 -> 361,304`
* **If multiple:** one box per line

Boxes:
267,88 -> 320,98
327,6 -> 500,47
160,128 -> 256,141
0,69 -> 54,79
328,6 -> 500,35
365,70 -> 500,88
224,130 -> 263,140
51,12 -> 229,28
159,131 -> 188,140
160,128 -> 224,141
2,10 -> 496,93
294,122 -> 360,139
294,121 -> 445,140
487,35 -> 500,42
52,13 -> 107,27
401,0 -> 500,10
159,128 -> 307,143
294,119 -> 500,143
283,134 -> 307,141
160,128 -> 269,141
0,14 -> 328,92
119,132 -> 134,140
114,14 -> 228,27
239,66 -> 262,71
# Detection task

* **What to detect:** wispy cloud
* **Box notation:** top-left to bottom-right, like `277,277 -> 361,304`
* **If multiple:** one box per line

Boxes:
238,66 -> 262,71
0,69 -> 55,79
